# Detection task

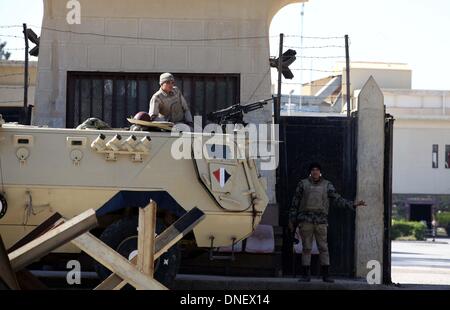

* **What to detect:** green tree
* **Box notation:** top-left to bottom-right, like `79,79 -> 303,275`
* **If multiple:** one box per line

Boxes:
0,41 -> 11,60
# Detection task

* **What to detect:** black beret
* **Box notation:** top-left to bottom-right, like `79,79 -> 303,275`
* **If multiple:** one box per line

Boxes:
309,162 -> 322,172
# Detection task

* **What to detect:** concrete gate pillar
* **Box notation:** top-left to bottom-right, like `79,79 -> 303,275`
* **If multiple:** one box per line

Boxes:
355,76 -> 385,280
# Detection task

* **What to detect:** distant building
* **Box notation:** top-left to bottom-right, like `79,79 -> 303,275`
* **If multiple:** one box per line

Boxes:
382,89 -> 450,226
0,60 -> 37,122
276,75 -> 343,116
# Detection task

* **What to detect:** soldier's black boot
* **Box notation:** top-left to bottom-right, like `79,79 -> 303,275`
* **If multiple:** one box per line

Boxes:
321,265 -> 335,283
298,266 -> 311,282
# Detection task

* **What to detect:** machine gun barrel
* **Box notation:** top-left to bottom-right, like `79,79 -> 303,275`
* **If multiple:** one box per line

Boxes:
242,100 -> 269,113
207,98 -> 272,125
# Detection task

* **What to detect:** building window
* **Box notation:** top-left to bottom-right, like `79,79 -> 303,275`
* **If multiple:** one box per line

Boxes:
432,145 -> 439,169
446,145 -> 450,169
66,72 -> 240,128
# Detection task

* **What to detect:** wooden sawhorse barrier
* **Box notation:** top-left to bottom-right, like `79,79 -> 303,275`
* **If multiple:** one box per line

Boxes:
0,201 -> 205,290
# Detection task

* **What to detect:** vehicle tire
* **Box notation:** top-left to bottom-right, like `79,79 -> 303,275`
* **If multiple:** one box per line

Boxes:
95,215 -> 181,289
0,279 -> 10,290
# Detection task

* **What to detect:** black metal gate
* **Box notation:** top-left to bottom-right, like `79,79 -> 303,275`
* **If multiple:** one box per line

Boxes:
278,115 -> 358,277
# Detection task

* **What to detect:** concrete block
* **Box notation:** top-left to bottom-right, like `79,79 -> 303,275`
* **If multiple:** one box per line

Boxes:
36,70 -> 54,92
139,19 -> 171,45
105,18 -> 138,45
58,43 -> 88,70
55,71 -> 67,114
32,115 -> 52,127
217,0 -> 266,20
51,117 -> 65,128
41,17 -> 71,43
188,47 -> 220,72
88,45 -> 122,70
80,0 -> 214,19
220,48 -> 253,74
155,47 -> 188,71
205,20 -> 239,47
69,18 -> 106,44
54,98 -> 66,117
37,43 -> 53,71
122,46 -> 155,71
34,90 -> 52,108
241,73 -> 272,103
238,20 -> 269,48
252,49 -> 271,74
33,89 -> 57,126
171,20 -> 205,46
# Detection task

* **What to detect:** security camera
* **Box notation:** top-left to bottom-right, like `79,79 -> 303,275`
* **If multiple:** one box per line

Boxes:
91,134 -> 107,151
106,135 -> 122,152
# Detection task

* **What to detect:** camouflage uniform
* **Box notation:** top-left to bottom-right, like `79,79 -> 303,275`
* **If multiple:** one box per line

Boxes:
149,87 -> 193,125
289,177 -> 355,266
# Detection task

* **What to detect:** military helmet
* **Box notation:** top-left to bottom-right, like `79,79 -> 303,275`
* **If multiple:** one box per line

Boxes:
160,72 -> 175,85
127,112 -> 153,127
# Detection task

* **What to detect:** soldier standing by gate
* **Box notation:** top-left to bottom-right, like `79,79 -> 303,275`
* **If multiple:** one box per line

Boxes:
289,162 -> 367,283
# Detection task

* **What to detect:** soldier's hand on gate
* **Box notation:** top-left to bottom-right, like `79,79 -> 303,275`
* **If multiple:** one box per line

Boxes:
354,200 -> 367,208
288,222 -> 294,232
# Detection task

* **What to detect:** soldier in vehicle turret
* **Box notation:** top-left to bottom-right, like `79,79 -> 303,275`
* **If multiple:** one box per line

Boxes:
149,73 -> 193,127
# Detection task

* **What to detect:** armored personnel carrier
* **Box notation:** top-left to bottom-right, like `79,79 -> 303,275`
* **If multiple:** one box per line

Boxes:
0,116 -> 269,286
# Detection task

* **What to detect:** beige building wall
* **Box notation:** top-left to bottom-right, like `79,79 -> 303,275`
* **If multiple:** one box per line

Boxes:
335,62 -> 412,112
347,62 -> 412,92
393,120 -> 450,195
384,89 -> 450,118
35,0 -> 306,127
0,60 -> 37,108
301,76 -> 335,96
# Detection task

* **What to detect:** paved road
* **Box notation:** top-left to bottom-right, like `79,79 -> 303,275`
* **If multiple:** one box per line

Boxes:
29,239 -> 450,289
392,238 -> 450,285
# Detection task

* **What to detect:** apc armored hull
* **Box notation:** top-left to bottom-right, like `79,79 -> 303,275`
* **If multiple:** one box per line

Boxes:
0,124 -> 269,253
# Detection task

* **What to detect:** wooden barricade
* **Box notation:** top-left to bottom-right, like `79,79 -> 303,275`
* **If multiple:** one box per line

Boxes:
0,201 -> 205,290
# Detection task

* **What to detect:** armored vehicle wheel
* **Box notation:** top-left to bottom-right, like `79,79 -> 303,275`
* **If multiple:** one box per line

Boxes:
0,280 -> 10,290
95,215 -> 181,289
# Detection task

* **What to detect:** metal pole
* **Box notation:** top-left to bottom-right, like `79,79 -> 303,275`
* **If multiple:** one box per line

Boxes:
22,23 -> 29,125
299,4 -> 305,109
383,116 -> 394,285
343,36 -> 354,279
275,34 -> 284,276
345,35 -> 351,118
276,33 -> 284,125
